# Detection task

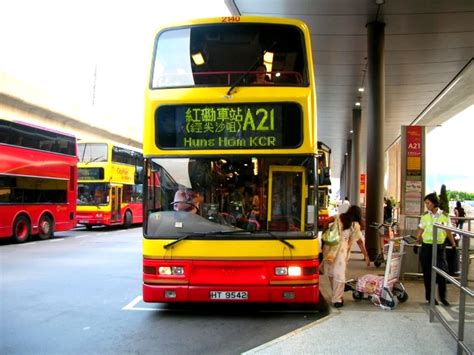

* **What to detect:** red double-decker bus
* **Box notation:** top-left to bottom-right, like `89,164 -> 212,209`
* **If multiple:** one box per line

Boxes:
0,118 -> 78,242
76,141 -> 143,229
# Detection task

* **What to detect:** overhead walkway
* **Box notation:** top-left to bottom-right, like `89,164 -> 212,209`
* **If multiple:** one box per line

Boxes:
244,251 -> 474,354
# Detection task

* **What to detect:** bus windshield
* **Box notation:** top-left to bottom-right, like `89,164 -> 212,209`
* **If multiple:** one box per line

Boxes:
152,23 -> 307,88
77,183 -> 109,205
145,156 -> 316,238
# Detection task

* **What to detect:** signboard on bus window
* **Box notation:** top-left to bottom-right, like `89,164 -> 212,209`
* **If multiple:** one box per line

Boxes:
155,103 -> 302,150
78,168 -> 105,180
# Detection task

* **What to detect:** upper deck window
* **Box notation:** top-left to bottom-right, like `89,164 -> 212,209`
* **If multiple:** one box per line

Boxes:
78,143 -> 108,163
152,23 -> 308,88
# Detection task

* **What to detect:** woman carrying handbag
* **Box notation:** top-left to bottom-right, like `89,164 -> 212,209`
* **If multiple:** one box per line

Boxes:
322,205 -> 370,308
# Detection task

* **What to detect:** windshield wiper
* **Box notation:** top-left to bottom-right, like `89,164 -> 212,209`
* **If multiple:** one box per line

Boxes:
267,232 -> 295,249
84,156 -> 103,165
226,42 -> 276,96
163,230 -> 249,249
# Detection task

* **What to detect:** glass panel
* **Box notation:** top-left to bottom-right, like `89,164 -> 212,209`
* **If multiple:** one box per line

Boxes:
77,183 -> 109,205
78,143 -> 108,163
0,176 -> 67,203
270,171 -> 302,231
152,28 -> 194,88
146,156 -> 313,236
152,23 -> 307,88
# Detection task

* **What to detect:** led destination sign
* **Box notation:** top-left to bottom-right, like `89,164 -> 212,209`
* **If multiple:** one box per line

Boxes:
78,168 -> 104,180
155,103 -> 302,150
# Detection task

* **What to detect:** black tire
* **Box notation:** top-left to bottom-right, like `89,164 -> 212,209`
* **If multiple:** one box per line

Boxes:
123,210 -> 132,229
38,215 -> 54,240
397,292 -> 409,303
13,215 -> 31,243
353,291 -> 363,300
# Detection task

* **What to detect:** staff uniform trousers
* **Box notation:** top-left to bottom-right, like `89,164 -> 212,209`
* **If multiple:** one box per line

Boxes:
420,243 -> 448,301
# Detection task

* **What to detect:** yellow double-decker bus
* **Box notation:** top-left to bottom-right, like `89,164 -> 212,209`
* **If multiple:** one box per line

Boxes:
76,141 -> 143,229
142,16 -> 326,304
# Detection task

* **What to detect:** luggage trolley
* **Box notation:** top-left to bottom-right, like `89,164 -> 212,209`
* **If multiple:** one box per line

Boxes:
346,235 -> 409,310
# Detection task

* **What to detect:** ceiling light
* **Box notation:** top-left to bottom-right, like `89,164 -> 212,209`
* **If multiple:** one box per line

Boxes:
264,51 -> 274,64
358,87 -> 364,92
355,102 -> 361,106
192,52 -> 205,66
350,130 -> 354,134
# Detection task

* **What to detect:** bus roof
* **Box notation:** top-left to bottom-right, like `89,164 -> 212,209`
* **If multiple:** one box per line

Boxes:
153,16 -> 310,35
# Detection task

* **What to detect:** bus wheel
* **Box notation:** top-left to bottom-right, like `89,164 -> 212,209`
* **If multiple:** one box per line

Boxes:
123,211 -> 132,229
13,215 -> 31,243
38,215 -> 53,240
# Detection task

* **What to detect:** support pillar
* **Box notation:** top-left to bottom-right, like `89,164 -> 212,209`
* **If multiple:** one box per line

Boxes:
345,139 -> 352,201
365,21 -> 385,261
350,108 -> 361,206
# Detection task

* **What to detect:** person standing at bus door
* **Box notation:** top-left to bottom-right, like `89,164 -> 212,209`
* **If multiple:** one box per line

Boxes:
415,193 -> 456,306
323,205 -> 370,308
271,192 -> 284,216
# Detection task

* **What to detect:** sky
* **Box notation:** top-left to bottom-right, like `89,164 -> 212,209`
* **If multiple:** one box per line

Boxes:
426,104 -> 474,194
0,0 -> 231,141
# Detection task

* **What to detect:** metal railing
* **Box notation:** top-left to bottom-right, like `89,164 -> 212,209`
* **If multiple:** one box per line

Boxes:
430,222 -> 474,355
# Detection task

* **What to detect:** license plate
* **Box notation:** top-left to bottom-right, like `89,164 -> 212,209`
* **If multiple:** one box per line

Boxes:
209,291 -> 248,300
79,220 -> 88,224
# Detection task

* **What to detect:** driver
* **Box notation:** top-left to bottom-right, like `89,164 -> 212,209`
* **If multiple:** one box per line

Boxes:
173,188 -> 201,213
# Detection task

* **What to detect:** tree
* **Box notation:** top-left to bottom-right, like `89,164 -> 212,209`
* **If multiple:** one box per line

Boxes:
439,184 -> 449,213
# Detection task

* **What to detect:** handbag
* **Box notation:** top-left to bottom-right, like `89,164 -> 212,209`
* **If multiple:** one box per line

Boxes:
322,216 -> 341,246
322,243 -> 340,263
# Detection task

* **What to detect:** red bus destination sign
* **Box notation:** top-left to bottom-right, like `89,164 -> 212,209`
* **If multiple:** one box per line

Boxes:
156,103 -> 302,150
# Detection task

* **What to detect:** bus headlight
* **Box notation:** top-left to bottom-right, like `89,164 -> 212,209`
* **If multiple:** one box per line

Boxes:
275,266 -> 302,276
275,267 -> 288,275
288,266 -> 302,276
158,266 -> 184,275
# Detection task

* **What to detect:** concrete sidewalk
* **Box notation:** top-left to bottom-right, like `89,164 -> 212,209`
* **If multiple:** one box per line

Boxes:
244,254 -> 474,354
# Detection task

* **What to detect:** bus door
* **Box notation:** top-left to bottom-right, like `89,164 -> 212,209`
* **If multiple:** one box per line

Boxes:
267,166 -> 307,232
110,185 -> 122,223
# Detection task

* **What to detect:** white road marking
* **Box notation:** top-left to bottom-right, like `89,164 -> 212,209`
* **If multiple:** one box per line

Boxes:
122,295 -> 322,313
122,296 -> 158,311
17,242 -> 38,246
49,238 -> 64,242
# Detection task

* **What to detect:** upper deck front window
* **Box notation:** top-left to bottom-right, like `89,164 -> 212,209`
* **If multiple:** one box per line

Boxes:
78,143 -> 108,163
152,23 -> 308,88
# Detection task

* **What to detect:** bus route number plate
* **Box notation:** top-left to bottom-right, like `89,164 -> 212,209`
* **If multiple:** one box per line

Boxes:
209,291 -> 248,300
